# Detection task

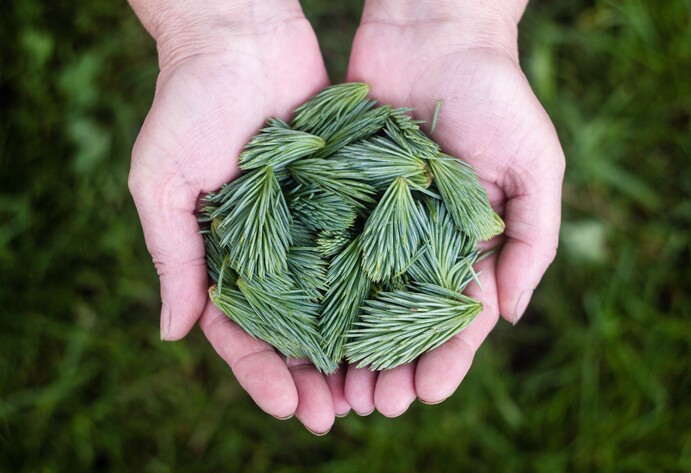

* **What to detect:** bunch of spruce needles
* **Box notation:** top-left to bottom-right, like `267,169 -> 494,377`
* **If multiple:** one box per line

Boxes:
199,83 -> 504,374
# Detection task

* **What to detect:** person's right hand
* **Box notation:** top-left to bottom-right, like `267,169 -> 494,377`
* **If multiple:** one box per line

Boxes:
127,0 -> 349,435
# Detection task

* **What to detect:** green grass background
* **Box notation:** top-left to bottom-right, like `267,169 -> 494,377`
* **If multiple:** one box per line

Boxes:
1,0 -> 689,471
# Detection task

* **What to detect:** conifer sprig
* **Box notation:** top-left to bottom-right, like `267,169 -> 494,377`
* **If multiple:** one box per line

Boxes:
287,246 -> 328,302
345,284 -> 482,370
237,273 -> 337,373
428,155 -> 504,241
239,119 -> 325,171
334,136 -> 432,191
214,166 -> 292,280
291,82 -> 371,137
289,157 -> 376,207
408,200 -> 480,293
288,185 -> 357,232
319,235 -> 372,364
361,177 -> 427,282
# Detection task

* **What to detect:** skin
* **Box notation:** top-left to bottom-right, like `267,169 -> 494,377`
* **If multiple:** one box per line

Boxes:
128,0 -> 564,432
344,0 -> 565,416
128,0 -> 347,434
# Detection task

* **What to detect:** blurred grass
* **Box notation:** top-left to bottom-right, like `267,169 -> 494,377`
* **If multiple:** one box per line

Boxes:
1,0 -> 690,472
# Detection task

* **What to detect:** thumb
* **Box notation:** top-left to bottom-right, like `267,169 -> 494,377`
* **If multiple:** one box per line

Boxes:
128,165 -> 208,341
496,148 -> 564,324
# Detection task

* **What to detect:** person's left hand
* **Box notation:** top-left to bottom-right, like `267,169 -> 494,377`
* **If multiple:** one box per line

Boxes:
342,0 -> 565,417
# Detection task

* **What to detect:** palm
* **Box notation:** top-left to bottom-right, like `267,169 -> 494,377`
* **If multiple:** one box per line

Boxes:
129,19 -> 346,433
344,22 -> 564,415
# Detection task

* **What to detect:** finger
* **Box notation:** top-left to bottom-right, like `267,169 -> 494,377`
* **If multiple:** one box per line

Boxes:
497,149 -> 564,324
128,165 -> 208,341
344,366 -> 378,416
374,362 -> 417,417
325,365 -> 351,417
199,302 -> 298,419
287,359 -> 335,435
415,255 -> 500,404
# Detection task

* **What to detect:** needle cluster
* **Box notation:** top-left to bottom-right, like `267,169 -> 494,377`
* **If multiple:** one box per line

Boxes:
199,83 -> 504,373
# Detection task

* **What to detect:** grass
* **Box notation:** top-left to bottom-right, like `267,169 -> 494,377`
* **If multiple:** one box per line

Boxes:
1,0 -> 689,471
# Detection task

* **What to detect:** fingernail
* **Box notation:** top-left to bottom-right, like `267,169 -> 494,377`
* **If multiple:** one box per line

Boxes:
272,413 -> 294,421
305,426 -> 331,436
418,396 -> 447,405
160,302 -> 171,341
513,289 -> 534,325
354,408 -> 375,416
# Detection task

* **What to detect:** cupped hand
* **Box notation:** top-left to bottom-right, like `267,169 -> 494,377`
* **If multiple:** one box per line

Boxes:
128,1 -> 349,434
344,2 -> 565,416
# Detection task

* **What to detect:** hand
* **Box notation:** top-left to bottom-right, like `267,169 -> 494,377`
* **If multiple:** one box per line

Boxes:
344,0 -> 565,416
127,0 -> 348,434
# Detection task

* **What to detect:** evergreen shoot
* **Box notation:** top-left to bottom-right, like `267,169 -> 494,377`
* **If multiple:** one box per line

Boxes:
428,155 -> 505,241
199,82 -> 503,373
344,283 -> 482,370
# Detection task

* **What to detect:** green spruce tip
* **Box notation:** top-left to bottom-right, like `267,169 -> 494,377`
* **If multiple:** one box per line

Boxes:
202,219 -> 225,283
428,155 -> 504,241
288,184 -> 358,232
212,165 -> 293,280
345,283 -> 483,371
361,176 -> 428,282
287,245 -> 328,303
291,82 -> 371,138
239,118 -> 326,171
287,156 -> 376,232
214,265 -> 337,373
385,107 -> 440,160
407,199 -> 481,294
289,157 -> 376,208
319,235 -> 372,364
333,135 -> 432,192
316,229 -> 354,258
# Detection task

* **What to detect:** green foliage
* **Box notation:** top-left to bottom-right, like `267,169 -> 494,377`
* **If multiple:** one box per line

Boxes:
345,284 -> 482,370
200,83 -> 498,373
239,119 -> 326,171
407,199 -> 479,293
360,177 -> 427,282
428,155 -> 505,240
287,245 -> 328,302
319,235 -> 372,363
210,166 -> 293,280
203,83 -> 500,372
333,135 -> 432,191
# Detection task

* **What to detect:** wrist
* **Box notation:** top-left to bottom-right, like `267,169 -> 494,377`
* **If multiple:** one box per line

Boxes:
129,0 -> 305,69
361,0 -> 526,60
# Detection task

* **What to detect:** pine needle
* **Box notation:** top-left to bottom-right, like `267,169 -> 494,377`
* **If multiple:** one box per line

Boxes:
239,118 -> 325,171
287,246 -> 328,302
334,136 -> 432,191
385,107 -> 440,160
214,166 -> 292,280
345,283 -> 482,370
408,199 -> 480,293
291,82 -> 371,137
201,218 -> 225,283
288,184 -> 357,232
316,229 -> 353,258
319,235 -> 372,364
289,157 -> 376,207
361,177 -> 427,282
428,155 -> 505,241
237,272 -> 337,373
